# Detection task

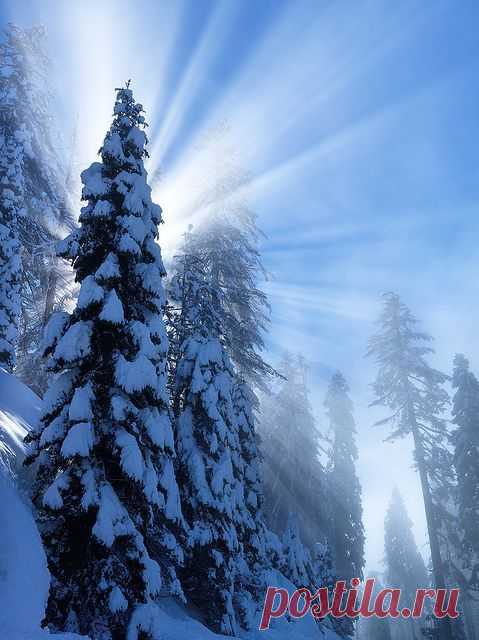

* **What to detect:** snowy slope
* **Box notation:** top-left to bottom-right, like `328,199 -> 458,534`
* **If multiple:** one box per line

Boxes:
0,366 -> 40,477
0,369 -> 340,640
145,592 -> 341,640
0,369 -> 83,639
0,369 -> 46,633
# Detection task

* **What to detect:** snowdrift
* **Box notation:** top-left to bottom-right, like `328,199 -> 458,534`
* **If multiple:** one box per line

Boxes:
0,369 -> 340,640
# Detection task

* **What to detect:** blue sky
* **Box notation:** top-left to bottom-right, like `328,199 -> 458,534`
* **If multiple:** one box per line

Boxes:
2,0 -> 479,574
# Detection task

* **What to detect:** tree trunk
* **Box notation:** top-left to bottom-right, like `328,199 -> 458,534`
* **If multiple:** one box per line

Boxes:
43,261 -> 58,325
411,423 -> 453,640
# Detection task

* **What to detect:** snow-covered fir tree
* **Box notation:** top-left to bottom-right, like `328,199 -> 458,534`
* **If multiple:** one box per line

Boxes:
367,292 -> 452,640
232,380 -> 263,539
24,86 -> 183,639
325,371 -> 365,585
451,354 -> 479,567
384,489 -> 429,640
166,129 -> 282,628
0,24 -> 74,391
170,233 -> 244,635
231,378 -> 271,629
168,224 -> 275,632
0,96 -> 24,370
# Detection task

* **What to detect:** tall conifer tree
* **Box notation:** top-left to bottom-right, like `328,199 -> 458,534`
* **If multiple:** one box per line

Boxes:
367,293 -> 452,640
170,234 -> 243,635
168,226 -> 273,633
231,378 -> 271,629
325,371 -> 365,584
25,86 -> 182,639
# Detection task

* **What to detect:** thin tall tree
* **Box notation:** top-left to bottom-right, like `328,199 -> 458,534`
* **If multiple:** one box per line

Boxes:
325,371 -> 365,584
367,292 -> 452,640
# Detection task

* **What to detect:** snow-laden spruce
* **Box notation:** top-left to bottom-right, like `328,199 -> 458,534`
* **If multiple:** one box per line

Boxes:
231,378 -> 273,630
169,229 -> 279,635
0,121 -> 23,371
25,86 -> 183,640
170,236 -> 243,635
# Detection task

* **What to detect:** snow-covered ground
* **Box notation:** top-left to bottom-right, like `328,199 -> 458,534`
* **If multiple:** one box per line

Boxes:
0,369 -> 339,640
